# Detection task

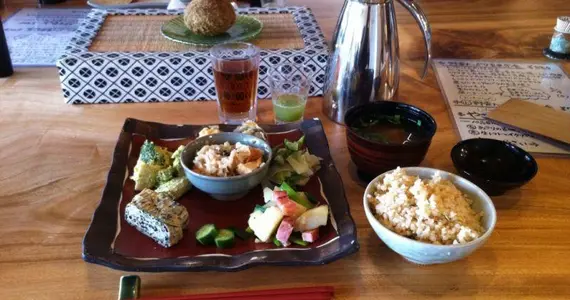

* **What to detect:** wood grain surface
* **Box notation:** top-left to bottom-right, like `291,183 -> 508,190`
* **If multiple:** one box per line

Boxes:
487,99 -> 570,146
1,0 -> 570,299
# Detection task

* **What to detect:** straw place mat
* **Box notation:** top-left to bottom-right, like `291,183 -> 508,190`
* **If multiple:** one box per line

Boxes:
88,14 -> 305,52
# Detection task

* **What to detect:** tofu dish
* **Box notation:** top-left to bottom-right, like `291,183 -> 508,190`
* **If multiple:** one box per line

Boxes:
192,142 -> 265,177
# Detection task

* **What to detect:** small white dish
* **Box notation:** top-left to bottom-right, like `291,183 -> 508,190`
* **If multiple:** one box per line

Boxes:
363,167 -> 497,265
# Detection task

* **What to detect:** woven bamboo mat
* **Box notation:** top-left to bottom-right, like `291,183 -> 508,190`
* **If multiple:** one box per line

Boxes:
88,14 -> 305,52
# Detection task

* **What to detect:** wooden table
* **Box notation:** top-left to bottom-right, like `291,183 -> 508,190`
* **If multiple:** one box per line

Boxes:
1,0 -> 570,299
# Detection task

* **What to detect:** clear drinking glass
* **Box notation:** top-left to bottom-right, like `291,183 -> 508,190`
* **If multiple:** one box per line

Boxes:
210,42 -> 261,124
270,63 -> 313,124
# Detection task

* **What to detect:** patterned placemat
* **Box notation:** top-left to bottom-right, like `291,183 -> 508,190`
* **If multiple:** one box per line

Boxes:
88,13 -> 305,52
57,7 -> 329,104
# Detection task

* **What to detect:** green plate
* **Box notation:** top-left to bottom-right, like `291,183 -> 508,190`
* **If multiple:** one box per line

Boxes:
161,15 -> 263,46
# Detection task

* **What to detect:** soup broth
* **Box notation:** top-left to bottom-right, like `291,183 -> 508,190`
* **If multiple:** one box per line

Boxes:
350,114 -> 425,144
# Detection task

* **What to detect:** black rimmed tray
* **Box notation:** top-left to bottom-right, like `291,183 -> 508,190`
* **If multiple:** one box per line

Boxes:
82,118 -> 359,272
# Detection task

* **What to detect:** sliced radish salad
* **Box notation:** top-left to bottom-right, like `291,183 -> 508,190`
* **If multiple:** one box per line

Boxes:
248,183 -> 329,247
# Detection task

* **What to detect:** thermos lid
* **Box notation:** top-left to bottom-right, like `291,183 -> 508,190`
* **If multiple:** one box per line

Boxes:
554,16 -> 570,34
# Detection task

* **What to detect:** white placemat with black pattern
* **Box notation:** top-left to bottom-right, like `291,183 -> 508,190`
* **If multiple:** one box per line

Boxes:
4,8 -> 89,66
56,7 -> 329,104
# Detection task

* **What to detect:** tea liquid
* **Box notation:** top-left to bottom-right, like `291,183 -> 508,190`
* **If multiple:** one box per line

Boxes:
213,61 -> 259,114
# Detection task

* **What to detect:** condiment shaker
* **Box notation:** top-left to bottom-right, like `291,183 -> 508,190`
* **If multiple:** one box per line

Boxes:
544,16 -> 570,60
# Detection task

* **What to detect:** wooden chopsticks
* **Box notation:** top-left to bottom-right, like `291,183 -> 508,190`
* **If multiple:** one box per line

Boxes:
139,286 -> 334,300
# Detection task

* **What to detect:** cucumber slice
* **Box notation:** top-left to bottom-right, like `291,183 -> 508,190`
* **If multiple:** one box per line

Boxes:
196,224 -> 218,245
228,227 -> 252,240
215,229 -> 235,248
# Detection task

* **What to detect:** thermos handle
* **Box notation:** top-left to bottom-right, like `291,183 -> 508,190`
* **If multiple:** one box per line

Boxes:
397,0 -> 432,79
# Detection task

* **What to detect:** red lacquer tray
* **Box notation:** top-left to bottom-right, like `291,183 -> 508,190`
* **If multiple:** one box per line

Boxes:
82,118 -> 358,272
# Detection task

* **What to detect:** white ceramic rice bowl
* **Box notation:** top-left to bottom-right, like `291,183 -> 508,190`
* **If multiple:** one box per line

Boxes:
363,167 -> 497,264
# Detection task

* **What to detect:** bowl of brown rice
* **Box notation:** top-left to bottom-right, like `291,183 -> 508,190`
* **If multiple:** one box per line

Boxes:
363,167 -> 496,264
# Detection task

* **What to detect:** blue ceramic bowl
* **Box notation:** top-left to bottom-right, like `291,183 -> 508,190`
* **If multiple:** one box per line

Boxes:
180,132 -> 272,201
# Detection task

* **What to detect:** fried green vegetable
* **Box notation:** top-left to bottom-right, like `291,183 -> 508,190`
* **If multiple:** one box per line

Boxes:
131,140 -> 174,190
155,177 -> 192,200
139,140 -> 172,166
157,167 -> 175,185
171,145 -> 185,177
131,162 -> 163,191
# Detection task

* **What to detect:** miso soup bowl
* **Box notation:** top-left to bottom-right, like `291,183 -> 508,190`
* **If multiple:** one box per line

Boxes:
344,102 -> 437,178
180,132 -> 272,201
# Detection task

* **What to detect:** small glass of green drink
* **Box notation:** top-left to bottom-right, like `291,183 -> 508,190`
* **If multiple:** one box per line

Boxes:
269,63 -> 313,124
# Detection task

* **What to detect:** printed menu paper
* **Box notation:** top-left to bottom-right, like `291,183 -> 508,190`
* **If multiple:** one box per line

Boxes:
3,8 -> 89,66
433,59 -> 570,155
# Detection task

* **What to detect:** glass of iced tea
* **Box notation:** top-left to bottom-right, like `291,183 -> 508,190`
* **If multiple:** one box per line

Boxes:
210,42 -> 261,124
269,63 -> 313,124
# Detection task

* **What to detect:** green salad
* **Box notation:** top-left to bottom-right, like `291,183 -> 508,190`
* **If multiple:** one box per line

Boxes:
268,135 -> 322,186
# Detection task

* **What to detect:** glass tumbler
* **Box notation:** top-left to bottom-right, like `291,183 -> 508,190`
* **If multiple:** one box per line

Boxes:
210,42 -> 261,124
270,63 -> 313,124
